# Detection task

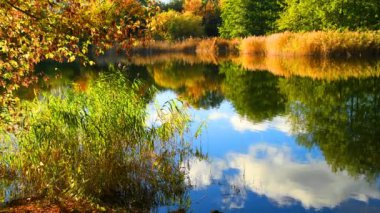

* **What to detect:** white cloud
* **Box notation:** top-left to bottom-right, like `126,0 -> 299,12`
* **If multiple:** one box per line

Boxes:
208,112 -> 230,121
186,144 -> 380,210
230,115 -> 292,135
186,158 -> 227,189
207,111 -> 293,135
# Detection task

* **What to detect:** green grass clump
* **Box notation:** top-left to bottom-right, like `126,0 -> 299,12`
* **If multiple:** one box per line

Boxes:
0,68 -> 196,211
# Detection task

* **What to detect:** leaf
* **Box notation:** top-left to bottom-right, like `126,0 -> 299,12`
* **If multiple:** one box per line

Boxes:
68,55 -> 76,62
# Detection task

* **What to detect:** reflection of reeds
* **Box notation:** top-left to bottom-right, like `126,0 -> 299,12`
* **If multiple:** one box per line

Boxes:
237,55 -> 380,80
241,31 -> 380,57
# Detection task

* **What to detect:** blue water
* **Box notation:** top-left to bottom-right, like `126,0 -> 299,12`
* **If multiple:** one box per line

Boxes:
154,91 -> 380,213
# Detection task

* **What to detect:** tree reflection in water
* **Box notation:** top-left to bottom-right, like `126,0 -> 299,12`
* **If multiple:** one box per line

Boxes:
148,57 -> 380,180
280,76 -> 380,179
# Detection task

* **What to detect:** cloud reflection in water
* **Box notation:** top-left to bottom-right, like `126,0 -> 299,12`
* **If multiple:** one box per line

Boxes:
186,143 -> 380,210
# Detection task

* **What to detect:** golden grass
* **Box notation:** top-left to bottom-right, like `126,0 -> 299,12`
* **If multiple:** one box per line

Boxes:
241,31 -> 380,57
132,38 -> 239,64
133,31 -> 380,59
240,36 -> 266,55
196,38 -> 239,55
133,38 -> 200,54
125,32 -> 380,80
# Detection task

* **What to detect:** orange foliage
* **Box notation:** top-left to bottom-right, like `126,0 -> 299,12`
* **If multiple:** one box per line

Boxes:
184,0 -> 203,14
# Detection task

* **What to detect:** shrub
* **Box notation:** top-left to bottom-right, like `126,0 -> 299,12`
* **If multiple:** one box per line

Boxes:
150,10 -> 205,41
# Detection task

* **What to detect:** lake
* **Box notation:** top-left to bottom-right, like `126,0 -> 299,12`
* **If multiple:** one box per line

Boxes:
1,54 -> 380,212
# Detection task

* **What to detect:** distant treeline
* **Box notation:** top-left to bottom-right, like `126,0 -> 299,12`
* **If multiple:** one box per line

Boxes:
153,0 -> 380,39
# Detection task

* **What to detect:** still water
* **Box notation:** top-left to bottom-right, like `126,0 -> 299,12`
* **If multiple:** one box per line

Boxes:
1,55 -> 380,212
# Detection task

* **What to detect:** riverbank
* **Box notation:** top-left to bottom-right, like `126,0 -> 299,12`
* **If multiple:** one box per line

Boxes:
132,38 -> 239,57
132,31 -> 380,59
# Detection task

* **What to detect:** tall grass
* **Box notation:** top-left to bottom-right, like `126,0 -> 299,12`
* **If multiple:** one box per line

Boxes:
132,38 -> 239,59
133,31 -> 380,59
133,38 -> 200,54
241,31 -> 380,57
196,38 -> 239,56
0,68 -> 199,211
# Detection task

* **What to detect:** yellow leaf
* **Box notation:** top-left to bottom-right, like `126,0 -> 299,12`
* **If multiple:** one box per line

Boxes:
68,56 -> 76,62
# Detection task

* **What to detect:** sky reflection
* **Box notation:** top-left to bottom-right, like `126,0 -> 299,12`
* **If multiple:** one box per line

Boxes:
187,144 -> 380,210
154,89 -> 380,212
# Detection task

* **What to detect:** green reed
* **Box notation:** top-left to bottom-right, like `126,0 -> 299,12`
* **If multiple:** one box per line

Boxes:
0,68 -> 197,211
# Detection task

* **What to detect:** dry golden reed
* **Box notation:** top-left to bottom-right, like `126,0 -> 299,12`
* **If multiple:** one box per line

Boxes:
131,38 -> 239,64
133,38 -> 239,55
241,31 -> 380,57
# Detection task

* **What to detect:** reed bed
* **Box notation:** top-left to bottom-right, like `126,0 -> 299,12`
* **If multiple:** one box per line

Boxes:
132,38 -> 239,59
133,38 -> 200,54
196,38 -> 239,56
241,31 -> 380,57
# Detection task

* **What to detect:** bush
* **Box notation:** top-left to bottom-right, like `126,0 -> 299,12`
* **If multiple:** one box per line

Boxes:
150,10 -> 205,40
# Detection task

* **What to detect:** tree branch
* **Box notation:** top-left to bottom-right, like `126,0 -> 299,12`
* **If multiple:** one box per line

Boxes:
4,0 -> 40,20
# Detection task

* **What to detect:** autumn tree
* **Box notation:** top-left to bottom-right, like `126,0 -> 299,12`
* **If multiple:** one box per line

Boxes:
183,0 -> 221,36
184,0 -> 203,14
150,10 -> 204,40
0,0 -> 152,96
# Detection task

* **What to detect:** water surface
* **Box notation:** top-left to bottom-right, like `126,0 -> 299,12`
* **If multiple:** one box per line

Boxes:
1,55 -> 380,212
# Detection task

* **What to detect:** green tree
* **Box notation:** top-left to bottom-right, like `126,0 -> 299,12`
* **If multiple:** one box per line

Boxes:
277,0 -> 380,31
219,0 -> 282,38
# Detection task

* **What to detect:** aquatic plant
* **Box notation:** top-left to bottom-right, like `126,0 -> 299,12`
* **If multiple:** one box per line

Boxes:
0,68 -> 198,211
